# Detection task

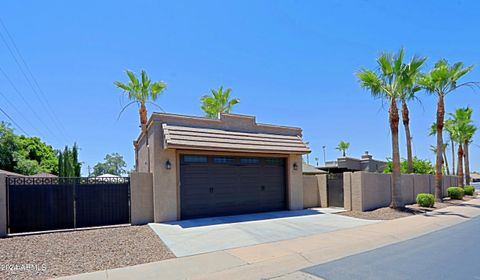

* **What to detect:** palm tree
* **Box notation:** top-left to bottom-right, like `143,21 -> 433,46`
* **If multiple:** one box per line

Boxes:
444,119 -> 456,175
200,86 -> 239,118
357,49 -> 409,208
400,56 -> 426,173
429,122 -> 450,175
429,144 -> 449,175
449,107 -> 477,186
418,60 -> 474,201
335,141 -> 350,157
114,70 -> 167,128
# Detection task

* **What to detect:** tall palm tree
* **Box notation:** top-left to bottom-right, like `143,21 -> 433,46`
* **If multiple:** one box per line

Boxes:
444,119 -> 456,175
200,86 -> 239,119
399,56 -> 427,173
449,107 -> 476,185
357,49 -> 410,208
464,124 -> 477,185
114,70 -> 167,128
418,60 -> 474,201
335,141 -> 350,157
429,122 -> 450,175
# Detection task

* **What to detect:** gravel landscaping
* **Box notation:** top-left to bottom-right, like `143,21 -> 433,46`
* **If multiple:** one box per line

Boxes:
339,195 -> 477,220
0,225 -> 174,280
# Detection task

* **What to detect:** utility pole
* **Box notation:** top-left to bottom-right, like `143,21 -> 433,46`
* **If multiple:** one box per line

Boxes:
322,145 -> 326,165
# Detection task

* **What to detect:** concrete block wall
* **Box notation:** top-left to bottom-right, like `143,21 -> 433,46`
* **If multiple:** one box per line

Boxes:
130,172 -> 154,225
358,172 -> 392,211
346,172 -> 462,212
302,174 -> 327,208
302,175 -> 319,208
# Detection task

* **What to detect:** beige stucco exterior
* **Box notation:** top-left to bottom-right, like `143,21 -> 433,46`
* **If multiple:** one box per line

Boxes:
130,172 -> 154,225
134,113 -> 310,222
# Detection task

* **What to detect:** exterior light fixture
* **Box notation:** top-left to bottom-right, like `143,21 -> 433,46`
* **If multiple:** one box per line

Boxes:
165,160 -> 172,170
293,162 -> 298,171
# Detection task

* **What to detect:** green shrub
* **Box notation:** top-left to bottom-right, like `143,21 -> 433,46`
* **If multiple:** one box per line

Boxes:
463,186 -> 475,196
447,187 -> 464,200
416,193 -> 435,207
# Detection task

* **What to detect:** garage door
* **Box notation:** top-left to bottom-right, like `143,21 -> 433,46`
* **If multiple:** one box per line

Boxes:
180,155 -> 286,219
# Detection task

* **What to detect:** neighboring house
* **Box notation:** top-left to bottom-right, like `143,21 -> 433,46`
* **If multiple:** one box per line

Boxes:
302,162 -> 327,175
29,172 -> 58,178
471,173 -> 480,183
0,169 -> 25,177
318,151 -> 386,173
96,174 -> 121,178
134,113 -> 310,222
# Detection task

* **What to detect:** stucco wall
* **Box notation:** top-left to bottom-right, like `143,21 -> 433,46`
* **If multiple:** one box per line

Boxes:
303,175 -> 319,208
288,154 -> 304,210
318,174 -> 328,208
150,121 -> 179,222
130,172 -> 154,225
347,172 -> 462,211
0,174 -> 6,237
135,134 -> 149,173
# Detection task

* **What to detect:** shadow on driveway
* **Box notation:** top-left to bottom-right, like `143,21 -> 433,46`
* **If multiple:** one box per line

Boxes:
162,209 -> 325,228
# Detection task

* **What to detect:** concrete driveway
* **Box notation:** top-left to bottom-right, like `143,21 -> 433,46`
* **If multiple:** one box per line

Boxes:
149,208 -> 379,257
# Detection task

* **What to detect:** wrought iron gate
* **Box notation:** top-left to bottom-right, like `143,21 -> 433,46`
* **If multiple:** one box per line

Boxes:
327,173 -> 344,207
7,176 -> 130,234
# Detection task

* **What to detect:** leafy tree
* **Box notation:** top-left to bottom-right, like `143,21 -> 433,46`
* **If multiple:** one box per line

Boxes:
335,141 -> 350,157
15,136 -> 58,175
384,157 -> 435,175
114,70 -> 167,127
57,143 -> 81,177
92,153 -> 127,176
357,49 -> 412,208
399,55 -> 426,173
418,60 -> 474,201
200,86 -> 239,118
0,122 -> 18,171
0,122 -> 58,175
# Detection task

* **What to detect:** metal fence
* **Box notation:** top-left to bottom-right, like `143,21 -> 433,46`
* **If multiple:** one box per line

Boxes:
7,176 -> 130,234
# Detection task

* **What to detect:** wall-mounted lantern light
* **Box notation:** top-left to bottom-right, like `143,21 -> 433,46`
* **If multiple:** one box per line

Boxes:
165,160 -> 172,170
293,162 -> 298,171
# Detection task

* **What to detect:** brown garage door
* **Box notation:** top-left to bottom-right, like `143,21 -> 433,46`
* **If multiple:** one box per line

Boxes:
180,155 -> 286,219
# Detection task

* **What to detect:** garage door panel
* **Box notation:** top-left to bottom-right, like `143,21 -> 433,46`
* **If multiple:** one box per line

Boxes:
180,155 -> 286,219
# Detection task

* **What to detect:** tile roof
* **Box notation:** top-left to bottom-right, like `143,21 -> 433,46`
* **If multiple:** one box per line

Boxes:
162,124 -> 310,154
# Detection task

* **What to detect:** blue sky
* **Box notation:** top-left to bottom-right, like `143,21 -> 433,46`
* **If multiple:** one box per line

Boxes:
1,1 -> 479,174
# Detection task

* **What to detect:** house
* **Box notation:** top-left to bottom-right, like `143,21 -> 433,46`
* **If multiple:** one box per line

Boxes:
318,151 -> 386,173
471,172 -> 480,183
302,162 -> 327,175
134,113 -> 310,222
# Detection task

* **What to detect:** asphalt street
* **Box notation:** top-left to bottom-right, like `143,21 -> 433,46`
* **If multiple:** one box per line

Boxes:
302,212 -> 480,280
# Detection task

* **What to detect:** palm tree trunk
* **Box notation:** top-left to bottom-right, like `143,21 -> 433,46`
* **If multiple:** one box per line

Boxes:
390,97 -> 402,208
139,102 -> 148,126
443,147 -> 450,175
464,140 -> 471,185
401,100 -> 414,174
451,140 -> 455,175
342,150 -> 346,157
457,143 -> 464,187
434,95 -> 445,202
